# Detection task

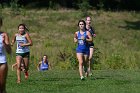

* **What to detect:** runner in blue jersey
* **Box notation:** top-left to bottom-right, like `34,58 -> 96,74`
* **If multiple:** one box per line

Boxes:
37,55 -> 51,71
86,16 -> 96,76
74,20 -> 92,80
11,24 -> 33,83
0,17 -> 11,93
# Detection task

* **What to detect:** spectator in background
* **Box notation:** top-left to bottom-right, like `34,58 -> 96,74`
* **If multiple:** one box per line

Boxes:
37,55 -> 51,71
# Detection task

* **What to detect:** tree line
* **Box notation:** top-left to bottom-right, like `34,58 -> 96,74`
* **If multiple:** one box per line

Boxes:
0,0 -> 140,10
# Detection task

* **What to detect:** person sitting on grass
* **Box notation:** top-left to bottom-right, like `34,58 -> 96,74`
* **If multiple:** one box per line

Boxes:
37,55 -> 51,71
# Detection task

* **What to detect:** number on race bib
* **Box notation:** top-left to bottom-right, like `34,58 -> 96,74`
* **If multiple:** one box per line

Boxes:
79,40 -> 84,45
18,42 -> 24,49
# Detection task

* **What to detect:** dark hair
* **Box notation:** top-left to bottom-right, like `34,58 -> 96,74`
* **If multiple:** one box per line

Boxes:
0,17 -> 2,26
78,20 -> 86,27
41,55 -> 48,60
43,55 -> 48,58
18,24 -> 29,31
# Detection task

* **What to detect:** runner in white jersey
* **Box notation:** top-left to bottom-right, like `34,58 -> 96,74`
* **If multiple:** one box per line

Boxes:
0,17 -> 11,93
11,24 -> 33,83
16,33 -> 30,54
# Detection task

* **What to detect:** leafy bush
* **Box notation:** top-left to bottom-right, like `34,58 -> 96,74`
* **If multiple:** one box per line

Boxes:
48,1 -> 61,10
69,54 -> 78,70
10,0 -> 20,15
106,53 -> 125,69
92,47 -> 102,70
56,61 -> 71,70
78,0 -> 92,17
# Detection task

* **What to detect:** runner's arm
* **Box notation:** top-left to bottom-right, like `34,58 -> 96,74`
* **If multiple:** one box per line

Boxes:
86,31 -> 92,42
74,32 -> 78,43
3,33 -> 12,54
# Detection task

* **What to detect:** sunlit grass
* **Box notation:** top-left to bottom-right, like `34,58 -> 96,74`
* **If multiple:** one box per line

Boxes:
0,8 -> 140,93
0,8 -> 140,69
7,69 -> 140,93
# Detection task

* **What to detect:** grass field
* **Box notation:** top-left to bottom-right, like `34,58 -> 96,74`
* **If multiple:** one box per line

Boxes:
7,69 -> 140,93
0,8 -> 140,93
1,8 -> 140,69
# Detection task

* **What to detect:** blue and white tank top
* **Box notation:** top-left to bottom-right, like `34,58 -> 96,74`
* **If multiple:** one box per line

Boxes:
77,31 -> 88,50
0,33 -> 6,63
16,34 -> 30,53
40,61 -> 49,71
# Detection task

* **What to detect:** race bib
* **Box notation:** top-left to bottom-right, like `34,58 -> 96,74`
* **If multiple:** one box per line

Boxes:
79,40 -> 84,45
18,42 -> 24,49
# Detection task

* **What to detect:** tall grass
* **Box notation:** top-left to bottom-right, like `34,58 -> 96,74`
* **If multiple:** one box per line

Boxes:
1,8 -> 140,70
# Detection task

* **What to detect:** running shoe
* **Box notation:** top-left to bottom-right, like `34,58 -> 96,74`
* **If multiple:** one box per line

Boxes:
89,73 -> 93,77
80,76 -> 85,80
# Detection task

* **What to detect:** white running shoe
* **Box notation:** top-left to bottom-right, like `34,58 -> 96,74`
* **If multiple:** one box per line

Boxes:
89,73 -> 93,77
81,76 -> 85,80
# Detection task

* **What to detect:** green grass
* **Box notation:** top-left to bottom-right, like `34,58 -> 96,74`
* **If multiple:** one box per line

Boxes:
1,8 -> 140,69
7,69 -> 140,93
0,7 -> 140,93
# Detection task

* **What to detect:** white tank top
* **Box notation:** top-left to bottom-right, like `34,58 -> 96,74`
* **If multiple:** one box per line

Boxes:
0,33 -> 6,63
16,34 -> 30,53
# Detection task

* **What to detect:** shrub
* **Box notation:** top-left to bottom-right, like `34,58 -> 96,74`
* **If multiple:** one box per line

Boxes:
78,0 -> 92,17
10,0 -> 21,15
106,53 -> 125,69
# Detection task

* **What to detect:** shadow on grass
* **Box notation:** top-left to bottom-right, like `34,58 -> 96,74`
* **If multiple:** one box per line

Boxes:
118,20 -> 140,31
